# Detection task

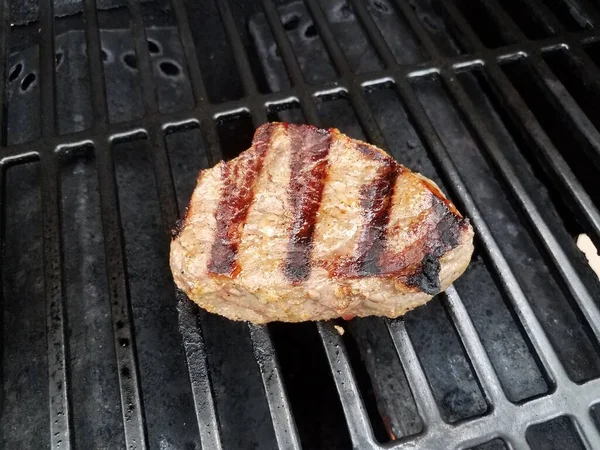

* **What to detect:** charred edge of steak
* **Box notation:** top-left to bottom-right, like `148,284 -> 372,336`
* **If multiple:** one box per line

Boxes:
404,197 -> 469,294
171,217 -> 186,239
208,123 -> 274,277
406,253 -> 441,294
284,124 -> 332,283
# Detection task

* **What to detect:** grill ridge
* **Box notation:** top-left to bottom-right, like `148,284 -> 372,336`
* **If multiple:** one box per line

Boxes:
1,0 -> 600,448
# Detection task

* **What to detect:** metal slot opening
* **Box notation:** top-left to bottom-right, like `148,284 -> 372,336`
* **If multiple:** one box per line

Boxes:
269,322 -> 352,449
216,111 -> 255,160
59,145 -> 124,449
525,415 -> 586,450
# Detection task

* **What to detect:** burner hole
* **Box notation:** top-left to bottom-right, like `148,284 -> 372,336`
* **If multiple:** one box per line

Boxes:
123,52 -> 137,70
159,60 -> 180,77
9,62 -> 22,82
304,23 -> 317,38
116,320 -> 124,329
148,39 -> 161,54
55,52 -> 63,68
372,0 -> 389,13
20,72 -> 36,91
121,366 -> 130,378
119,338 -> 129,347
101,48 -> 108,61
283,14 -> 300,30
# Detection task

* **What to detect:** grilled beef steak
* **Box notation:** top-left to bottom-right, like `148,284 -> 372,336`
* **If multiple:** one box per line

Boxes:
170,123 -> 474,323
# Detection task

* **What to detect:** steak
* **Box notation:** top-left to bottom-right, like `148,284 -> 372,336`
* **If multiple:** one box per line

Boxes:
170,122 -> 474,323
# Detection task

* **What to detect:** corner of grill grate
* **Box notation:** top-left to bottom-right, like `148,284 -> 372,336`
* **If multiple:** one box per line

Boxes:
1,0 -> 600,449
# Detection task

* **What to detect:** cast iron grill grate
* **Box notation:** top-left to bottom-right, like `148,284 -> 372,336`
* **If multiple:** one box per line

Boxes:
2,0 -> 600,449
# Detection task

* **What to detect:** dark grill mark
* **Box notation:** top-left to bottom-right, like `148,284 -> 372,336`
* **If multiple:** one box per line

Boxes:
208,124 -> 273,277
333,152 -> 401,277
284,124 -> 332,282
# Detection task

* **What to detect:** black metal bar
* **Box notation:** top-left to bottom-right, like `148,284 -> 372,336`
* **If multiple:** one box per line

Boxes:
39,0 -> 57,138
248,324 -> 302,450
95,139 -> 148,449
0,0 -> 10,147
302,0 -> 387,148
394,77 -> 564,383
170,0 -> 209,105
387,319 -> 442,425
258,0 -> 321,124
316,322 -> 378,449
443,287 -> 507,407
442,75 -> 600,342
178,304 -> 223,450
39,150 -> 73,450
82,0 -> 108,125
216,0 -> 267,125
38,2 -> 72,449
483,62 -> 600,242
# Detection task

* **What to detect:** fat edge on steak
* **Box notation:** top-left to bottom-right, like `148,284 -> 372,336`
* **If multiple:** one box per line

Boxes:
170,122 -> 474,323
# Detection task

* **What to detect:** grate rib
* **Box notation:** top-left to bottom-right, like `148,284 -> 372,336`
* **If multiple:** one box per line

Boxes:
394,78 -> 565,383
82,0 -> 107,125
40,152 -> 73,450
0,0 -> 9,146
38,2 -> 73,448
216,0 -> 267,125
94,139 -> 149,450
316,322 -> 378,449
258,0 -> 321,124
126,0 -> 158,115
442,75 -> 600,343
387,319 -> 443,425
170,0 -> 209,104
248,324 -> 302,450
443,287 -> 507,407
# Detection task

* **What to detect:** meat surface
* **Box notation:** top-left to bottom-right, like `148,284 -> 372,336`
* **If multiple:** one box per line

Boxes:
170,122 -> 474,323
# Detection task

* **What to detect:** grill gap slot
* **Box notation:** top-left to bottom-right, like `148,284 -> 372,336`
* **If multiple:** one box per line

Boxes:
139,0 -> 194,114
165,124 -> 209,212
97,6 -> 145,123
58,145 -> 124,449
226,0 -> 290,94
317,0 -> 383,74
1,161 -> 48,449
404,298 -> 488,423
542,48 -> 600,143
337,319 -> 395,442
182,0 -> 244,102
452,255 -> 550,402
267,100 -> 306,124
499,0 -> 554,39
539,0 -> 594,31
467,438 -> 509,450
5,21 -> 41,145
216,111 -> 255,161
362,0 -> 427,63
112,137 -> 200,448
201,314 -> 278,449
345,318 -> 423,441
452,0 -> 511,48
269,322 -> 353,449
315,92 -> 365,140
251,0 -> 337,87
525,415 -> 587,449
54,12 -> 93,134
592,403 -> 600,431
442,70 -> 600,382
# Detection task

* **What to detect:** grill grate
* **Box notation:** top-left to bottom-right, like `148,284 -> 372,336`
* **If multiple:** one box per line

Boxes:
2,0 -> 600,449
